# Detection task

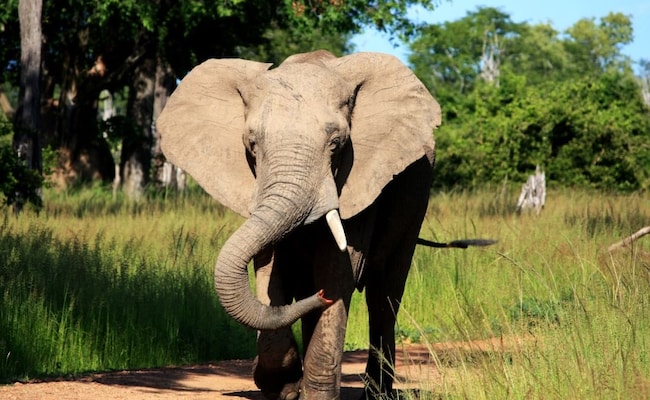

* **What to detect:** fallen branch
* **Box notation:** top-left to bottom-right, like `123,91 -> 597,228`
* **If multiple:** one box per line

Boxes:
607,226 -> 650,252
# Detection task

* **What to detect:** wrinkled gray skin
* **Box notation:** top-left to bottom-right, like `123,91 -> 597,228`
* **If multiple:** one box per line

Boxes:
157,50 -> 441,400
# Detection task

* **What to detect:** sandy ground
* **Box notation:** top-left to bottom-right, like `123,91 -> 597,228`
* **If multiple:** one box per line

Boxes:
0,337 -> 528,400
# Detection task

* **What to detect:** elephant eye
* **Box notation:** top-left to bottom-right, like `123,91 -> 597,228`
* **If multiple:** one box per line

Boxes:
328,134 -> 347,153
244,131 -> 257,157
248,138 -> 257,156
325,122 -> 347,153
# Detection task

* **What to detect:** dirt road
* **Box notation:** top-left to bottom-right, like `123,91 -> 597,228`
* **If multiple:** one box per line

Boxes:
1,338 -> 525,400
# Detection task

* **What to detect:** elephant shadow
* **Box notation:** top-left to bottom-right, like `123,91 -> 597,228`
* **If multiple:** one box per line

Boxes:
224,388 -> 434,400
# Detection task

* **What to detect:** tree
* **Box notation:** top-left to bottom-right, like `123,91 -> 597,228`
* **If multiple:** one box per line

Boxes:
0,0 -> 19,92
505,23 -> 571,84
2,0 -> 443,200
639,59 -> 650,108
564,12 -> 633,75
13,0 -> 43,213
411,9 -> 650,191
409,7 -> 523,121
432,69 -> 650,191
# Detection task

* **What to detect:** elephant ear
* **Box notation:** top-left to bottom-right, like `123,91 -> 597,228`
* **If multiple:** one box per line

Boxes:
327,53 -> 441,219
157,59 -> 271,217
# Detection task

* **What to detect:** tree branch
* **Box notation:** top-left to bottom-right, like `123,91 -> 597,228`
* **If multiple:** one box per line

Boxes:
607,226 -> 650,252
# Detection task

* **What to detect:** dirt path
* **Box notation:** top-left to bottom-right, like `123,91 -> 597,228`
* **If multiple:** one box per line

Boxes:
0,338 -> 527,400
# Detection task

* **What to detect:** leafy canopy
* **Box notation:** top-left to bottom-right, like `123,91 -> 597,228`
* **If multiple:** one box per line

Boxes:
410,7 -> 650,191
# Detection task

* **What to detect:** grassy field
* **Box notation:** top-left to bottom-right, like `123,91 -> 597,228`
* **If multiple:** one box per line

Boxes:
1,185 -> 649,398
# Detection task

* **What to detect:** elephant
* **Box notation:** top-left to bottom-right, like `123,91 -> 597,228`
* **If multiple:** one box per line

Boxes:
156,50 -> 441,400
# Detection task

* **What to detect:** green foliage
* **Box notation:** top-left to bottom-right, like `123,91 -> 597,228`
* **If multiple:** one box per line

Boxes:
0,145 -> 43,210
4,1 -> 646,200
565,12 -> 633,73
2,0 -> 442,205
410,8 -> 650,191
509,297 -> 561,327
239,26 -> 352,65
0,0 -> 17,25
284,0 -> 441,38
0,118 -> 43,210
505,23 -> 570,85
0,2 -> 18,85
0,113 -> 12,143
439,71 -> 650,190
410,6 -> 523,99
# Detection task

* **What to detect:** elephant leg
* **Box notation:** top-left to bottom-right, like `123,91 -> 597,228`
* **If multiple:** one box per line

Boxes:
364,252 -> 412,399
363,157 -> 433,399
253,249 -> 303,400
300,230 -> 355,400
301,299 -> 348,400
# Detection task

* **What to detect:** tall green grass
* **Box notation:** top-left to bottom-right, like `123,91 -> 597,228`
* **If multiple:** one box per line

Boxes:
0,187 -> 255,382
1,186 -> 649,398
346,187 -> 650,399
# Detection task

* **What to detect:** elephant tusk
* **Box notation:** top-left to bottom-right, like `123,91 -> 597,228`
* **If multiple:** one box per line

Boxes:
325,209 -> 347,252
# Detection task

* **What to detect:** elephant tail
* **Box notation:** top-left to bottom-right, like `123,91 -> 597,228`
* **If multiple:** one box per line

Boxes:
417,238 -> 498,249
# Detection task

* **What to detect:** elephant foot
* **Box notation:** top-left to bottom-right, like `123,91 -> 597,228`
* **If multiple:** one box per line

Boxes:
298,386 -> 340,400
279,380 -> 301,400
299,374 -> 340,400
253,354 -> 303,400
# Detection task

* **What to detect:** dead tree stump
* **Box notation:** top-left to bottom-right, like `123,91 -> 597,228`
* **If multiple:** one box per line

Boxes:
516,165 -> 546,215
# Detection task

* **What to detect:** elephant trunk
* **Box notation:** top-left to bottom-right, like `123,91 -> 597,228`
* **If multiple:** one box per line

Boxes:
214,159 -> 337,330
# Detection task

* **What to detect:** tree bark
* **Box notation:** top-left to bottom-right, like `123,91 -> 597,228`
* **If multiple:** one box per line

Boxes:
14,0 -> 43,213
122,54 -> 155,200
480,30 -> 500,86
152,59 -> 185,190
641,76 -> 650,108
53,56 -> 115,188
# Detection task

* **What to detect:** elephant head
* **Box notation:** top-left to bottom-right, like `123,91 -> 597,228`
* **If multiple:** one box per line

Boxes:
157,50 -> 440,331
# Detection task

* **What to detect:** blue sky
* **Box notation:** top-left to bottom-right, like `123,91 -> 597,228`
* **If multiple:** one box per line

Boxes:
351,0 -> 650,67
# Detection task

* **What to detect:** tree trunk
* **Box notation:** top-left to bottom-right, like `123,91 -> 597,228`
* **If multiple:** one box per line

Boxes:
122,55 -> 155,200
480,30 -> 500,86
50,55 -> 115,189
14,0 -> 43,213
98,90 -> 122,199
641,76 -> 650,108
152,59 -> 185,191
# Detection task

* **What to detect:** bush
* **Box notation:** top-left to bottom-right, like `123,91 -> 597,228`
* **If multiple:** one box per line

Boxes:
433,71 -> 650,191
0,117 -> 43,211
